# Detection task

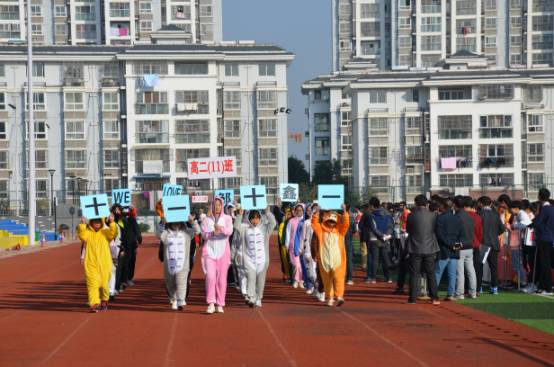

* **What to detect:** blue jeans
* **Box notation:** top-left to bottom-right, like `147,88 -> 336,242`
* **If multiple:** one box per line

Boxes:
510,249 -> 526,285
435,258 -> 458,296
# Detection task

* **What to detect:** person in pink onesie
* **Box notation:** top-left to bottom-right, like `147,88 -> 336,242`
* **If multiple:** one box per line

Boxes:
201,197 -> 234,314
285,203 -> 305,289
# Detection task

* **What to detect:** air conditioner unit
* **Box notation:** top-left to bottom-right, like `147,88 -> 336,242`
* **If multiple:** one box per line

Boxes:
177,102 -> 198,112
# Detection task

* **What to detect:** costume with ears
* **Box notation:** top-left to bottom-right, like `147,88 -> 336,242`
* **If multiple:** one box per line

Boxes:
201,197 -> 234,307
311,211 -> 350,300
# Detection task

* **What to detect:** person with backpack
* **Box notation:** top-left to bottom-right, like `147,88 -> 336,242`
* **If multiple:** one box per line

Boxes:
365,197 -> 394,284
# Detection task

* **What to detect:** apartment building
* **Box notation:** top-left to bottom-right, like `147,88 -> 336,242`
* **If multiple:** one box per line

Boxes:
0,42 -> 293,213
332,0 -> 554,71
303,57 -> 554,202
0,0 -> 222,46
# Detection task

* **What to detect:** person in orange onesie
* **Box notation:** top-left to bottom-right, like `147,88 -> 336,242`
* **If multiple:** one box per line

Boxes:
311,204 -> 350,307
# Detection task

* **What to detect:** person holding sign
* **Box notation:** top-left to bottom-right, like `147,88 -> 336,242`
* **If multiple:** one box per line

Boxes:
77,214 -> 119,313
311,204 -> 350,307
233,207 -> 277,307
201,197 -> 234,314
160,215 -> 200,311
285,204 -> 306,289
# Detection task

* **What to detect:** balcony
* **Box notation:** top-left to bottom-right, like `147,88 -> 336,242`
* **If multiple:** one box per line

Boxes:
438,157 -> 472,170
422,5 -> 441,13
135,104 -> 169,115
479,157 -> 514,169
135,132 -> 169,144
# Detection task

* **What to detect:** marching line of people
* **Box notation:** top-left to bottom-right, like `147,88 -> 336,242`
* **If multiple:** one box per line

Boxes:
79,189 -> 554,314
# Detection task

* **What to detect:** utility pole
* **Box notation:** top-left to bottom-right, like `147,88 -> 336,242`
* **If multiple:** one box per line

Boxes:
27,2 -> 36,246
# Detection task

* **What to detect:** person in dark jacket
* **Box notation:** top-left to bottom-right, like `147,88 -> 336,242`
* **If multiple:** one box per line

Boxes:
533,188 -> 554,295
359,204 -> 372,279
434,198 -> 463,301
344,204 -> 358,285
478,196 -> 505,295
406,195 -> 440,304
453,196 -> 476,299
125,206 -> 142,285
366,197 -> 393,283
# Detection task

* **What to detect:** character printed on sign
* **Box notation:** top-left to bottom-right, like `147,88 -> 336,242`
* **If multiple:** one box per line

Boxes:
282,186 -> 297,202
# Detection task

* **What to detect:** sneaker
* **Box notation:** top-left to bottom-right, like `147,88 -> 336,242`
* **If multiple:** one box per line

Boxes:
171,300 -> 178,311
326,299 -> 334,307
177,300 -> 186,310
90,304 -> 99,313
299,282 -> 305,289
206,303 -> 215,314
536,290 -> 554,296
255,300 -> 262,308
126,280 -> 135,287
371,279 -> 377,284
306,288 -> 314,295
454,295 -> 465,300
417,295 -> 431,301
386,279 -> 393,284
292,281 -> 299,289
99,301 -> 108,311
336,298 -> 345,307
216,306 -> 225,313
346,280 -> 354,286
406,300 -> 416,305
393,288 -> 405,295
444,295 -> 455,301
109,295 -> 115,302
490,287 -> 498,295
317,292 -> 326,303
469,294 -> 477,299
432,299 -> 441,306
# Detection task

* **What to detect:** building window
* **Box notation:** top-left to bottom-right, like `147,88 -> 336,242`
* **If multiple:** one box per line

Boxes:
200,5 -> 212,16
170,5 -> 191,20
524,86 -> 543,103
528,143 -> 544,162
258,63 -> 276,76
225,64 -> 239,77
175,62 -> 208,75
27,92 -> 45,110
341,159 -> 353,176
478,85 -> 514,99
399,36 -> 411,48
55,5 -> 66,16
369,117 -> 388,136
104,149 -> 120,168
135,149 -> 169,173
0,93 -> 4,109
105,178 -> 120,192
0,151 -> 8,169
224,120 -> 240,138
223,91 -> 240,110
259,119 -> 277,137
370,176 -> 389,192
256,90 -> 277,110
175,90 -> 209,114
528,173 -> 544,191
369,146 -> 388,165
31,24 -> 42,36
480,173 -> 514,186
139,2 -> 151,14
103,64 -> 120,79
133,62 -> 168,75
35,150 -> 47,169
224,148 -> 241,166
55,24 -> 67,36
75,5 -> 96,21
315,137 -> 330,156
139,21 -> 152,33
406,146 -> 423,162
65,92 -> 84,110
104,120 -> 120,140
421,16 -> 441,32
532,34 -> 554,50
135,91 -> 168,114
260,176 -> 278,195
341,135 -> 352,150
439,145 -> 472,168
528,115 -> 543,133
31,5 -> 41,16
32,63 -> 44,78
532,15 -> 553,32
75,24 -> 96,39
485,0 -> 496,10
440,174 -> 473,187
103,92 -> 119,111
360,21 -> 380,37
485,36 -> 496,48
259,148 -> 278,167
438,115 -> 472,139
341,111 -> 351,127
421,35 -> 441,51
405,117 -> 421,134
479,115 -> 512,138
0,122 -> 6,139
65,120 -> 85,140
26,121 -> 47,140
314,113 -> 330,132
65,150 -> 86,169
532,53 -> 553,66
174,120 -> 210,144
136,120 -> 169,144
399,17 -> 411,29
479,144 -> 513,168
36,180 -> 48,198
369,90 -> 386,103
438,87 -> 472,100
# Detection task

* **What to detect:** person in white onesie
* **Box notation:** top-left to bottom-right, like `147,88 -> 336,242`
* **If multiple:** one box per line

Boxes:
234,207 -> 277,307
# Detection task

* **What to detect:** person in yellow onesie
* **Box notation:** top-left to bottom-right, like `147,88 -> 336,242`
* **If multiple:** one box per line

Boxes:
311,204 -> 350,307
78,214 -> 118,313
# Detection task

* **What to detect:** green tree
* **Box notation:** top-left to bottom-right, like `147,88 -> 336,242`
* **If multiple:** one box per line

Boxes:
288,156 -> 310,184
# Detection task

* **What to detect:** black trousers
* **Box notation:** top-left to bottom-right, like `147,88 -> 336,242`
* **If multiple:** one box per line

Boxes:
537,241 -> 553,291
473,248 -> 483,291
523,245 -> 537,283
116,251 -> 130,290
486,249 -> 499,288
128,248 -> 137,281
408,254 -> 438,302
396,255 -> 409,290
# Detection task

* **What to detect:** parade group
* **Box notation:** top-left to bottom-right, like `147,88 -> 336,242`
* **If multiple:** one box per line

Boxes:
78,188 -> 554,314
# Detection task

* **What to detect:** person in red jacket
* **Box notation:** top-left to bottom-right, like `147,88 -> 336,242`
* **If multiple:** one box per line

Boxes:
465,198 -> 483,295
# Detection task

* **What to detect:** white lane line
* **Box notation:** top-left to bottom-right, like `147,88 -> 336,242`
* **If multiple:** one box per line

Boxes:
338,308 -> 431,367
256,309 -> 299,367
40,315 -> 91,365
164,313 -> 179,367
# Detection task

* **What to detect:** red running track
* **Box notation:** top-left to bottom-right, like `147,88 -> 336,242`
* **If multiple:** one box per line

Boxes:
1,235 -> 554,367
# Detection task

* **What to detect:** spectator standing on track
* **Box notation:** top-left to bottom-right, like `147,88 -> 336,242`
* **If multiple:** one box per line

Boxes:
201,197 -> 234,314
366,197 -> 394,284
344,204 -> 357,286
453,196 -> 476,300
78,214 -> 118,313
406,195 -> 440,305
126,206 -> 142,286
532,188 -> 554,295
507,200 -> 531,288
478,196 -> 505,295
465,198 -> 483,297
159,215 -> 200,311
233,207 -> 277,307
311,204 -> 350,307
359,204 -> 371,275
394,202 -> 411,294
435,198 -> 462,301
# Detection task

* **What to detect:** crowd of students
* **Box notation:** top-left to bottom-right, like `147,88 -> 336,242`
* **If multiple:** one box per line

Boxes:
78,188 -> 554,313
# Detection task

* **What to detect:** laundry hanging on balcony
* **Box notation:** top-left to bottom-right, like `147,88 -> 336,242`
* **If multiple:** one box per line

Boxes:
440,157 -> 457,170
143,74 -> 160,88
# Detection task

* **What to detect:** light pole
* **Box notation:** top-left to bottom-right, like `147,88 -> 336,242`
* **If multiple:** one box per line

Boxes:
26,0 -> 37,246
48,169 -> 55,234
274,106 -> 291,193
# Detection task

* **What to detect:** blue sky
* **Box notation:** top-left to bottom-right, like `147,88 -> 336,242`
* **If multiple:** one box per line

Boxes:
223,0 -> 331,163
